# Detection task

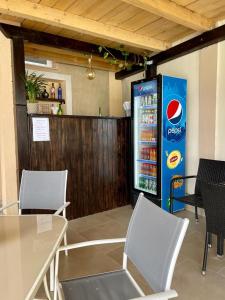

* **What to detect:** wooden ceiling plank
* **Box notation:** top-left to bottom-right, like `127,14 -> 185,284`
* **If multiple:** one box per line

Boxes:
119,11 -> 159,32
53,0 -> 76,11
67,0 -> 100,16
99,5 -> 139,27
0,0 -> 168,51
79,0 -> 121,21
187,0 -> 225,16
120,0 -> 214,31
39,0 -> 58,7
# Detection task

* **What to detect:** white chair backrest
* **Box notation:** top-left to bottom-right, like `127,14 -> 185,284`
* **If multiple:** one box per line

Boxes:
125,193 -> 189,293
19,170 -> 68,210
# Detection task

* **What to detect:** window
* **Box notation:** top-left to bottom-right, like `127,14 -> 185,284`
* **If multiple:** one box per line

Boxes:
25,56 -> 53,68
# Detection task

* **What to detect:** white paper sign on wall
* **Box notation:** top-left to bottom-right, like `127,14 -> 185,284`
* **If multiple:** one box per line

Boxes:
32,117 -> 50,142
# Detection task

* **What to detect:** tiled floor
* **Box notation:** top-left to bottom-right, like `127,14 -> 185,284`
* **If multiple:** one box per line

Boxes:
38,206 -> 225,299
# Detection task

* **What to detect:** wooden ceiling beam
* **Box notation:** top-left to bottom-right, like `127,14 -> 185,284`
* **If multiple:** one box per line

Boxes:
0,23 -> 143,64
0,0 -> 168,51
25,46 -> 118,72
151,23 -> 225,65
115,23 -> 225,79
120,0 -> 214,31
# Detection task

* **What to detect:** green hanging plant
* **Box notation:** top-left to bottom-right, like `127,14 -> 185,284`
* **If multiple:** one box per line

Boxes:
98,45 -> 150,71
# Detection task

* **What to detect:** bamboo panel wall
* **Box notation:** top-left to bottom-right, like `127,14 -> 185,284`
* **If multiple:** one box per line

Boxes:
27,115 -> 131,220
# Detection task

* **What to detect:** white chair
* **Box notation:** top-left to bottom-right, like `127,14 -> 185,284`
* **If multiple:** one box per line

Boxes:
0,169 -> 70,299
54,193 -> 189,300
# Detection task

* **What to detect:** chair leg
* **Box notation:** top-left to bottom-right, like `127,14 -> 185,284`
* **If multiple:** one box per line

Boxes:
217,235 -> 224,257
43,275 -> 51,300
208,233 -> 212,248
170,198 -> 174,214
202,232 -> 209,275
54,251 -> 60,300
195,206 -> 199,223
64,232 -> 68,256
50,258 -> 55,292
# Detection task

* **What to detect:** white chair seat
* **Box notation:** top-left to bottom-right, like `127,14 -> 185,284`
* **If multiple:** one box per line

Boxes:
61,270 -> 141,300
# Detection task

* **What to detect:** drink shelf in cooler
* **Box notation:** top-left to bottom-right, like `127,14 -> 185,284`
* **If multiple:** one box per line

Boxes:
137,159 -> 157,164
139,140 -> 157,144
139,174 -> 156,179
140,105 -> 157,109
139,187 -> 156,194
139,124 -> 157,127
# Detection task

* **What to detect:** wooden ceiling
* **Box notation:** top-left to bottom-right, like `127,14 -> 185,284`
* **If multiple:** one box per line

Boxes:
0,0 -> 225,70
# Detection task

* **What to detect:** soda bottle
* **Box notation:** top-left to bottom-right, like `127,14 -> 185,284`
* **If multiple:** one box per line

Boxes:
142,148 -> 145,160
149,164 -> 152,176
149,148 -> 152,161
148,179 -> 152,190
153,148 -> 156,161
139,177 -> 143,188
154,148 -> 157,161
145,178 -> 148,189
154,165 -> 157,177
147,148 -> 150,160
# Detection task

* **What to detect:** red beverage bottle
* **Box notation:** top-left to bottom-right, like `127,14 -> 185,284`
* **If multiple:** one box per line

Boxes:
147,148 -> 150,160
152,148 -> 155,161
150,148 -> 152,161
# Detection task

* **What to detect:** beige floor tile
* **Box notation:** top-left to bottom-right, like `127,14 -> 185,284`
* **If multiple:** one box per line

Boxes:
173,259 -> 225,300
36,206 -> 225,299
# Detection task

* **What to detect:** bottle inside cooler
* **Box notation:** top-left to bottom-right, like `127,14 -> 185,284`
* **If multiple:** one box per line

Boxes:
134,86 -> 158,195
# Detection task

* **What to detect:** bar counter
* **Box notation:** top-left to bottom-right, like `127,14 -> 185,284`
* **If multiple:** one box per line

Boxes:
26,114 -> 131,219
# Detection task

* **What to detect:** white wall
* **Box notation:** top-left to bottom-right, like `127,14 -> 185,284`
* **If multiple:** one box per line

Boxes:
215,41 -> 225,160
199,44 -> 218,159
109,72 -> 123,116
0,31 -> 18,212
158,52 -> 200,187
27,63 -> 125,117
122,71 -> 145,102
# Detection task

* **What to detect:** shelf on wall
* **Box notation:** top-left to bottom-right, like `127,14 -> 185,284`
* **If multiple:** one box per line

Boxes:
37,98 -> 65,104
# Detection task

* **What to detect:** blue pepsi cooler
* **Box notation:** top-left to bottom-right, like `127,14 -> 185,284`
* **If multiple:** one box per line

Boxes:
161,75 -> 186,212
131,75 -> 187,212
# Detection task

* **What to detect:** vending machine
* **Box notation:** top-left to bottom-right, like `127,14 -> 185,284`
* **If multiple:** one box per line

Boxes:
131,75 -> 187,212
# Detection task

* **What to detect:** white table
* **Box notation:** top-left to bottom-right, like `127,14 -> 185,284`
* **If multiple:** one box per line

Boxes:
0,215 -> 67,300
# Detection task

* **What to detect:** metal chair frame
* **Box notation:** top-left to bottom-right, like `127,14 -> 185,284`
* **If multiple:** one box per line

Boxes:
0,169 -> 70,299
54,193 -> 189,300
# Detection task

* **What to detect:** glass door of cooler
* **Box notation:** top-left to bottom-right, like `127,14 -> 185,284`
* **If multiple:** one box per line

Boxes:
133,79 -> 158,195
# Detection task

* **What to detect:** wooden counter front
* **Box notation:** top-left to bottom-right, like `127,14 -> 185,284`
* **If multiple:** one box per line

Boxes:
27,115 -> 131,219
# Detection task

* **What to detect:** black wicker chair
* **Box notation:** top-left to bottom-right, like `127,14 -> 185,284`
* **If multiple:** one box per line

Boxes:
170,158 -> 225,221
200,181 -> 225,275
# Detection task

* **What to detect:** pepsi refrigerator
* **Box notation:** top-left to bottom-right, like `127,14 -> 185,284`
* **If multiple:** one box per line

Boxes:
131,74 -> 187,212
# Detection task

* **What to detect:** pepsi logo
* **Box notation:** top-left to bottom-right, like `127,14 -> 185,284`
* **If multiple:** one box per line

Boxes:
167,99 -> 183,125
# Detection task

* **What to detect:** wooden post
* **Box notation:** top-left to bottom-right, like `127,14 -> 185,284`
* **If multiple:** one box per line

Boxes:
12,37 -> 30,175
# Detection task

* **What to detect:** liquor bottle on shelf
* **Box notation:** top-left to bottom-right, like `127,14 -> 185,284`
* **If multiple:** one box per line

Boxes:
50,83 -> 55,98
57,83 -> 62,100
42,89 -> 49,99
